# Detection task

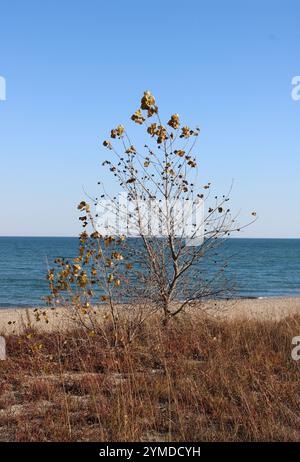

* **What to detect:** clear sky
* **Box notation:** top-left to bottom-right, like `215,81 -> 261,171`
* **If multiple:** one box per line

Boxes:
0,0 -> 300,237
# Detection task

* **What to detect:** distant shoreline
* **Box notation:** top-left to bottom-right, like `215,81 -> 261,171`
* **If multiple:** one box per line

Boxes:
2,294 -> 300,310
0,297 -> 300,335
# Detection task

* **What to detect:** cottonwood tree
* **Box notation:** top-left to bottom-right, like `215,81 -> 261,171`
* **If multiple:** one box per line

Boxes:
96,91 -> 255,322
46,91 -> 255,341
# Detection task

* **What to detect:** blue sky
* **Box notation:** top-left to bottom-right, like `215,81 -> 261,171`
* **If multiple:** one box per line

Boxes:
0,0 -> 300,237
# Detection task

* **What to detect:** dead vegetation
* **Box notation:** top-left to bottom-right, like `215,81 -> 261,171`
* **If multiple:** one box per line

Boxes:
0,312 -> 300,442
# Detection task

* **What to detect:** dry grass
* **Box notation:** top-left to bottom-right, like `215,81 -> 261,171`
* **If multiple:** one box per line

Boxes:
1,313 -> 300,442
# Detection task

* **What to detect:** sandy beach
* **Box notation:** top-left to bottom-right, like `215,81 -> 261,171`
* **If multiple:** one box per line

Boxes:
1,297 -> 300,335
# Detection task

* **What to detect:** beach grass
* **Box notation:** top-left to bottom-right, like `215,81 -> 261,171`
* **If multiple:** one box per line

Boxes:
0,309 -> 300,442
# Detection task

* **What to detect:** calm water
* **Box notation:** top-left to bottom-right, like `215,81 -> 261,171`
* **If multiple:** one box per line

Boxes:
0,237 -> 300,308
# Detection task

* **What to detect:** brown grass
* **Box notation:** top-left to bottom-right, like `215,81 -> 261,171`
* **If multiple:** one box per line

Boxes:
1,313 -> 300,442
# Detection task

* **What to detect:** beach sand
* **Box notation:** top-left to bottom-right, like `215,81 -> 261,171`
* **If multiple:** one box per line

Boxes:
0,297 -> 300,335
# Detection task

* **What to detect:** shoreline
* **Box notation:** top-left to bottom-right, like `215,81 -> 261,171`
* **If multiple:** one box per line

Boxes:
2,294 -> 300,310
0,297 -> 300,335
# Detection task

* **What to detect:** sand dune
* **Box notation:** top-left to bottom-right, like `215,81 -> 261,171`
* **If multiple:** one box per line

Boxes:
0,297 -> 300,335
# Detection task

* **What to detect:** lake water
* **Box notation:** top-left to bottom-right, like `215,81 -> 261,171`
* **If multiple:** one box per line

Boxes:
0,237 -> 300,307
